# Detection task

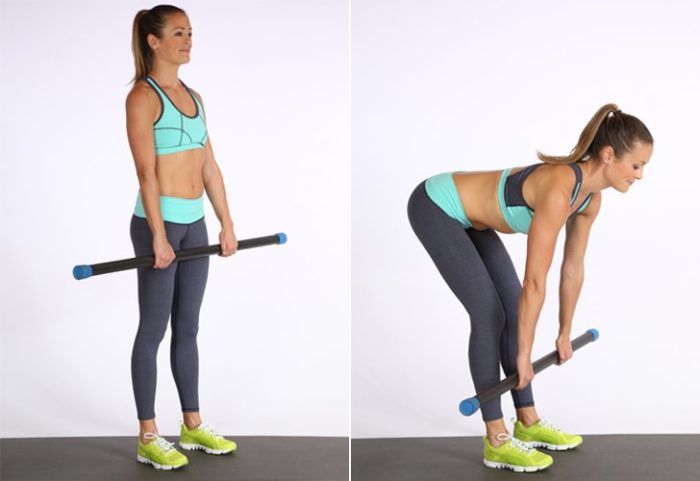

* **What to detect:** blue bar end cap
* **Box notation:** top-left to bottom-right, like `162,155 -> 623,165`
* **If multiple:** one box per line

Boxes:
73,265 -> 93,280
459,397 -> 480,416
277,232 -> 288,244
587,328 -> 600,342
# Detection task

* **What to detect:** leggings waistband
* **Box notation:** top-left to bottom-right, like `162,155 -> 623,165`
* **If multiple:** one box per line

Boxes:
134,191 -> 205,224
423,173 -> 473,229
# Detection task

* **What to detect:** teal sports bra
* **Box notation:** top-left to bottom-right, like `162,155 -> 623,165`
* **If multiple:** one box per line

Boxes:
145,76 -> 208,155
498,163 -> 592,234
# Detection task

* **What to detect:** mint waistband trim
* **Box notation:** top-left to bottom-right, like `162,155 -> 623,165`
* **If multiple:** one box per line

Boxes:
134,192 -> 205,224
425,172 -> 472,229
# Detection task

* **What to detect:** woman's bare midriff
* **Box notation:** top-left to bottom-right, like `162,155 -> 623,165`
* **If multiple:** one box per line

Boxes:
452,168 -> 526,234
155,147 -> 206,199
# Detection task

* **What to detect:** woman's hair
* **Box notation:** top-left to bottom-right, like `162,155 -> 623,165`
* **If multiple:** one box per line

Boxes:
537,103 -> 654,164
131,5 -> 187,84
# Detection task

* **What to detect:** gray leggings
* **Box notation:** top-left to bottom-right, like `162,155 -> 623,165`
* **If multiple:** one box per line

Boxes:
407,182 -> 534,421
130,215 -> 209,421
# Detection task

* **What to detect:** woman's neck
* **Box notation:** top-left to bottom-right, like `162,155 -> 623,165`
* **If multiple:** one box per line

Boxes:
578,159 -> 611,193
148,64 -> 181,88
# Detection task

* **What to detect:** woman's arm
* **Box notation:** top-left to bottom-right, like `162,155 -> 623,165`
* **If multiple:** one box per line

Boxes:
515,169 -> 573,389
556,192 -> 601,361
192,91 -> 238,255
126,85 -> 175,268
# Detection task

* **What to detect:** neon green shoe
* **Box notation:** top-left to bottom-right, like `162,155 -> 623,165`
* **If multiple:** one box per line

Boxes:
137,433 -> 189,470
179,422 -> 237,455
483,433 -> 553,472
513,418 -> 583,451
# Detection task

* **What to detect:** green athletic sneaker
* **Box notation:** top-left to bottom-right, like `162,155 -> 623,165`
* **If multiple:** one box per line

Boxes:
137,433 -> 189,470
483,433 -> 554,472
513,418 -> 583,451
179,422 -> 237,455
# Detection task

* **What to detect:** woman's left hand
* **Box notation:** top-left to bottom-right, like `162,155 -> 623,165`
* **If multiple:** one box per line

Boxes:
219,225 -> 238,257
555,335 -> 573,365
516,353 -> 534,390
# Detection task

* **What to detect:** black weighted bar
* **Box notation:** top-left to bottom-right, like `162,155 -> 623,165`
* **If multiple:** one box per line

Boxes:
459,328 -> 599,416
73,232 -> 287,280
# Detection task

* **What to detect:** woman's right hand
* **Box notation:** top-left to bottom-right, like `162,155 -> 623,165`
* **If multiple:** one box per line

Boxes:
153,233 -> 176,269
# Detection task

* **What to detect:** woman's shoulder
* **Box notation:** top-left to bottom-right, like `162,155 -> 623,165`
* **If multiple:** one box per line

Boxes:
126,79 -> 159,111
534,162 -> 579,186
526,163 -> 581,207
128,78 -> 155,97
186,84 -> 203,103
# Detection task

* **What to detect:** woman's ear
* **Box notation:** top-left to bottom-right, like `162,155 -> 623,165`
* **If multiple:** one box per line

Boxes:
147,33 -> 159,51
600,145 -> 615,164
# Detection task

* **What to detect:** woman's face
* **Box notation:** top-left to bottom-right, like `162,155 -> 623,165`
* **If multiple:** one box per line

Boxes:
149,13 -> 192,66
605,142 -> 653,193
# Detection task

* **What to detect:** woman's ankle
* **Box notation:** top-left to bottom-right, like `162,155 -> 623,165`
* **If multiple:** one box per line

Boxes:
139,418 -> 158,443
183,412 -> 202,430
485,418 -> 508,447
139,431 -> 158,444
515,406 -> 540,427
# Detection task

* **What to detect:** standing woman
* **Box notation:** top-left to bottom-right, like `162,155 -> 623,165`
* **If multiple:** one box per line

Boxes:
407,104 -> 653,473
127,5 -> 237,470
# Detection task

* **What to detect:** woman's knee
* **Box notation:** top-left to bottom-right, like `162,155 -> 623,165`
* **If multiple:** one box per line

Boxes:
173,320 -> 199,340
134,320 -> 169,348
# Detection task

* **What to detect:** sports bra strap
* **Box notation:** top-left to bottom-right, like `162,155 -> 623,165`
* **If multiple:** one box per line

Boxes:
568,163 -> 584,206
145,76 -> 165,95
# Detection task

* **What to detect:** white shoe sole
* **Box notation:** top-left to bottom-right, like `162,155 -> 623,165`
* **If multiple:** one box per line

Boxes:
179,442 -> 236,455
136,455 -> 187,470
524,440 -> 582,451
483,458 -> 551,472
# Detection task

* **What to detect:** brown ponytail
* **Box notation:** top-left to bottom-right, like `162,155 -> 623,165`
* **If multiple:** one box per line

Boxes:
537,103 -> 654,164
131,5 -> 187,84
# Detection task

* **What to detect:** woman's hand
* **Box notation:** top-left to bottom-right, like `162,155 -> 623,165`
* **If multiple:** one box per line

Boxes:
219,225 -> 238,257
556,335 -> 574,365
153,233 -> 176,269
516,353 -> 534,390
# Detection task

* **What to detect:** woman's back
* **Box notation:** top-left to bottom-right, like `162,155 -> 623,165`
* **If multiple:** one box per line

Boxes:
453,163 -> 591,234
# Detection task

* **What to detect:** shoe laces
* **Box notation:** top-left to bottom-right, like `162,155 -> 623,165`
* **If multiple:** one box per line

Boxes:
143,432 -> 175,453
539,418 -> 563,432
198,422 -> 223,439
496,433 -> 534,454
512,416 -> 563,433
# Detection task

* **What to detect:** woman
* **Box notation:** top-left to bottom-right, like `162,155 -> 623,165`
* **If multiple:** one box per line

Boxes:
127,5 -> 238,470
407,104 -> 653,473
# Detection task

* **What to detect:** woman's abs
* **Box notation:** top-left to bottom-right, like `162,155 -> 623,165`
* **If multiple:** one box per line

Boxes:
155,148 -> 206,199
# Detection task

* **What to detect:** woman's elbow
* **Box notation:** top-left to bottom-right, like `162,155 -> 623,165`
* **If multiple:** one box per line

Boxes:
202,161 -> 221,185
522,277 -> 546,296
561,264 -> 584,280
135,166 -> 158,185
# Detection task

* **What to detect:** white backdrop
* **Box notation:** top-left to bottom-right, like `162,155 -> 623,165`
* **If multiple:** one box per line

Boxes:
352,0 -> 700,438
0,0 -> 349,438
